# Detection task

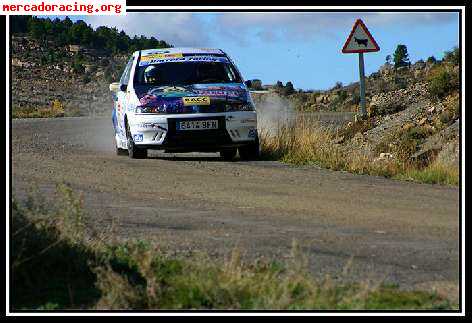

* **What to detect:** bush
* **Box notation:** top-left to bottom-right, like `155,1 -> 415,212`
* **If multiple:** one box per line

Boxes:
439,111 -> 453,124
427,56 -> 437,64
11,185 -> 100,309
443,47 -> 460,66
351,91 -> 360,105
428,66 -> 458,99
72,61 -> 85,74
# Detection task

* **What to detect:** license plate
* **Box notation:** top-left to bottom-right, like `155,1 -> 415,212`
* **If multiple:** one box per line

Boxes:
177,120 -> 218,130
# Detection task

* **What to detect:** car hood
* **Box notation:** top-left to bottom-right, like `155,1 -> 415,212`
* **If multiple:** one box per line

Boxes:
135,83 -> 250,114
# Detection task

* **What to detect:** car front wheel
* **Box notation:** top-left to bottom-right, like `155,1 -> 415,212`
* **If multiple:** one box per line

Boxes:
220,148 -> 237,161
239,136 -> 260,161
126,124 -> 147,159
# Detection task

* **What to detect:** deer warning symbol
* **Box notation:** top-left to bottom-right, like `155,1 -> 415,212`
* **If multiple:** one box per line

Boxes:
342,19 -> 380,53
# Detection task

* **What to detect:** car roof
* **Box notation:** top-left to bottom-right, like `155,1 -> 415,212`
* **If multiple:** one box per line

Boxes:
140,47 -> 225,56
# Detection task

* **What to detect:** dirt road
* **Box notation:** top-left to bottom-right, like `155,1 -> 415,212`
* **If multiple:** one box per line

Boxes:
11,117 -> 460,298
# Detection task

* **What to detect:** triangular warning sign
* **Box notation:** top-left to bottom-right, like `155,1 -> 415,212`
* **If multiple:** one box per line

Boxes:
342,19 -> 380,53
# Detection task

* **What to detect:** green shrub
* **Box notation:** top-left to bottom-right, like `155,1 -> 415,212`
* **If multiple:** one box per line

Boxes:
443,47 -> 460,66
439,111 -> 452,124
428,66 -> 459,99
11,186 -> 100,309
389,126 -> 432,163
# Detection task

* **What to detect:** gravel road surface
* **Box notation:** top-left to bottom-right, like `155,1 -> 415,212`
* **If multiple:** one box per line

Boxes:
11,117 -> 460,299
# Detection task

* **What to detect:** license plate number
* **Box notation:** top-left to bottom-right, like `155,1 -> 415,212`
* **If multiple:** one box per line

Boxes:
178,120 -> 218,130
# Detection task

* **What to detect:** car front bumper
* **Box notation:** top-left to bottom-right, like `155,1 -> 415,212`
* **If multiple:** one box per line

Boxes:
127,111 -> 257,152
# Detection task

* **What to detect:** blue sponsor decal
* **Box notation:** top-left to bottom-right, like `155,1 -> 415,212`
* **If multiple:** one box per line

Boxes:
133,134 -> 144,142
248,128 -> 257,138
139,55 -> 229,67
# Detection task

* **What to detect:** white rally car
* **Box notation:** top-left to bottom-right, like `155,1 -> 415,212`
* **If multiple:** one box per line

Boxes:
109,47 -> 259,160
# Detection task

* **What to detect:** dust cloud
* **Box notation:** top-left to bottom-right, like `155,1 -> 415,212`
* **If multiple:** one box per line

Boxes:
253,94 -> 296,136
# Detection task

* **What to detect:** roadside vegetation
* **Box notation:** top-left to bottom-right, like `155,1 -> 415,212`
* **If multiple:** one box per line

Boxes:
13,100 -> 67,119
259,117 -> 458,186
260,118 -> 404,179
11,186 -> 455,310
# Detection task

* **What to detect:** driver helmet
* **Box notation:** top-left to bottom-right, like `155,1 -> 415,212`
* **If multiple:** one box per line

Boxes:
144,65 -> 159,84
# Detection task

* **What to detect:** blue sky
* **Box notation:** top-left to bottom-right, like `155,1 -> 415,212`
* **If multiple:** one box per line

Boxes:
69,12 -> 459,90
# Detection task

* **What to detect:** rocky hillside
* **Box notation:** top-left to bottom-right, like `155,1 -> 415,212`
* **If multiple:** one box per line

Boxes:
252,48 -> 459,114
11,35 -> 127,118
340,83 -> 459,169
254,47 -> 460,180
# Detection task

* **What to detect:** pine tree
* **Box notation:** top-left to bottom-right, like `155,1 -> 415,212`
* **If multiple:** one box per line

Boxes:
393,44 -> 410,68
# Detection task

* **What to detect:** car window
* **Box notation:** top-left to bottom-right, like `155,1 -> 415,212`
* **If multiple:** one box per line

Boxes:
134,61 -> 242,86
120,56 -> 134,86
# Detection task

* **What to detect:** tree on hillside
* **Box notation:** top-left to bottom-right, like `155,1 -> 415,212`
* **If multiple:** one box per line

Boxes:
283,81 -> 295,96
11,16 -> 172,55
11,16 -> 29,33
28,17 -> 46,41
250,79 -> 263,90
443,47 -> 460,65
393,44 -> 410,68
332,81 -> 343,90
427,56 -> 437,64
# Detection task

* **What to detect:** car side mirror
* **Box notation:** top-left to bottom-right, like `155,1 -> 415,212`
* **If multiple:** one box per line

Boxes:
244,80 -> 252,88
109,82 -> 120,93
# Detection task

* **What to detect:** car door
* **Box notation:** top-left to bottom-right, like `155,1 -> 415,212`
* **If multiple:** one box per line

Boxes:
116,56 -> 135,138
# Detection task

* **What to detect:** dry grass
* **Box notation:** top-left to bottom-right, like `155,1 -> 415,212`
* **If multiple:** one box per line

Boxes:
260,118 -> 345,169
12,100 -> 67,118
93,240 -> 452,310
259,116 -> 457,185
11,186 -> 455,310
395,159 -> 459,186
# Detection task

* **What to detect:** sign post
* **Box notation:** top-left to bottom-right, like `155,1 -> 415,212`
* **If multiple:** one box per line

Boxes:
358,52 -> 366,117
342,19 -> 380,119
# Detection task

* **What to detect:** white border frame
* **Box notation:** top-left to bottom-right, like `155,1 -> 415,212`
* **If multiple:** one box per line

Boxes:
5,6 -> 466,316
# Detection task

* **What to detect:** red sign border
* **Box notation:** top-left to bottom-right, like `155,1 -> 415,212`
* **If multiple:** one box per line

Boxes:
342,19 -> 380,54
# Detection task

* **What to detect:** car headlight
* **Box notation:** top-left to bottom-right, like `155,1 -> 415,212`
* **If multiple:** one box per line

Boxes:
135,105 -> 166,114
225,102 -> 255,112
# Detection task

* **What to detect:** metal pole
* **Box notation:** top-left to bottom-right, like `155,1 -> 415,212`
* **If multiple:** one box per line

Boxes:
358,52 -> 367,118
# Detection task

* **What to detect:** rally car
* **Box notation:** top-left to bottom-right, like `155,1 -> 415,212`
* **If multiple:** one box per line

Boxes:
109,47 -> 259,160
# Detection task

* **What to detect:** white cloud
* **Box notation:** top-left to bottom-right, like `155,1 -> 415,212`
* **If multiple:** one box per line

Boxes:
81,12 -> 457,47
83,13 -> 212,47
212,12 -> 458,44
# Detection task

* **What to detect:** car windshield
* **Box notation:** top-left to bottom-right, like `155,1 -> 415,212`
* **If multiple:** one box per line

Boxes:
135,61 -> 242,86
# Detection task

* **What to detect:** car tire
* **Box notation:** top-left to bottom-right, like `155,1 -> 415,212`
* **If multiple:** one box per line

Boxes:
126,124 -> 147,159
239,136 -> 260,161
220,148 -> 237,161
